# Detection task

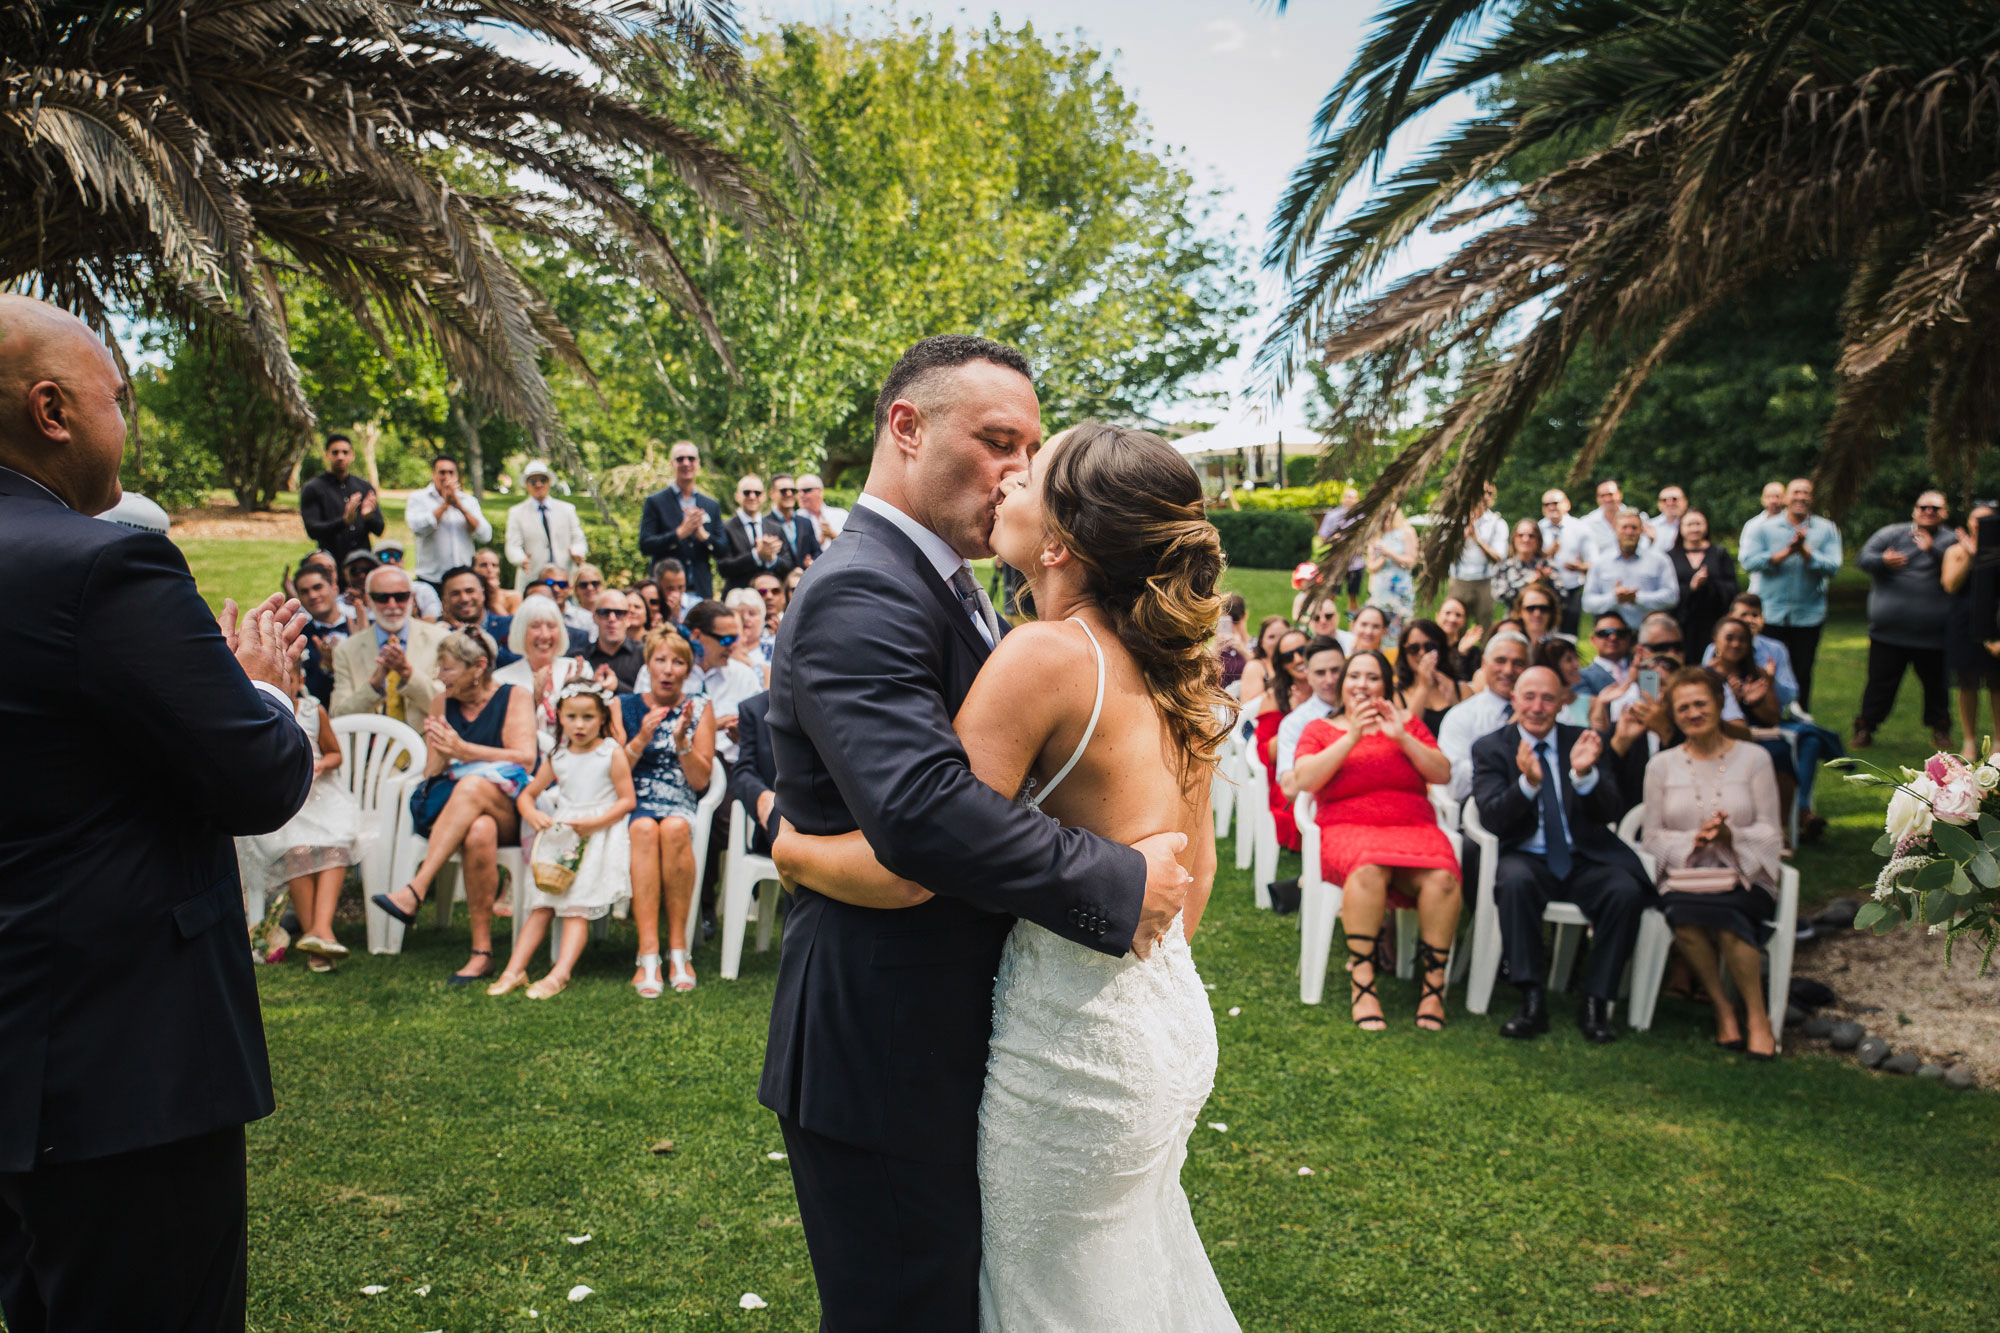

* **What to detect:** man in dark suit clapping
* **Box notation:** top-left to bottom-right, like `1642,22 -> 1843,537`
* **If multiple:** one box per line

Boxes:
0,296 -> 315,1331
637,439 -> 724,599
762,473 -> 823,574
1470,666 -> 1650,1045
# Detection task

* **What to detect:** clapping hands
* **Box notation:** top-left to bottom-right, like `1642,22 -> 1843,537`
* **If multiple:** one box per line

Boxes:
1692,810 -> 1731,849
1570,727 -> 1603,774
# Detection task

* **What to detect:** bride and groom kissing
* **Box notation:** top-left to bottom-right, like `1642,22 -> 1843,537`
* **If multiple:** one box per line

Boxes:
757,334 -> 1242,1331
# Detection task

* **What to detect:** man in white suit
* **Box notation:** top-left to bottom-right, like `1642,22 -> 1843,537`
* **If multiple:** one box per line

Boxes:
503,459 -> 588,592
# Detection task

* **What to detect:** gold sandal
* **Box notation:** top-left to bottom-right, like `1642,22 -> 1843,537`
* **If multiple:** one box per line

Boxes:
526,974 -> 569,1000
486,970 -> 529,997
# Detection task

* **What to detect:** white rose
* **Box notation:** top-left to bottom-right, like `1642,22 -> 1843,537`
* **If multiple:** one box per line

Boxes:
1886,775 -> 1936,845
1976,764 -> 2000,792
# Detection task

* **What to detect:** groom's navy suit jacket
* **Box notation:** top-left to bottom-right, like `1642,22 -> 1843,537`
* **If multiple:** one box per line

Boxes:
0,467 -> 313,1172
758,503 -> 1146,1165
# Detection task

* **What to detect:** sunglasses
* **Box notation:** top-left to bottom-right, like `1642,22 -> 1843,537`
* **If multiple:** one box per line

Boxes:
377,551 -> 403,562
1593,626 -> 1633,639
594,607 -> 626,619
739,488 -> 764,497
712,633 -> 738,648
1523,603 -> 1556,615
1311,610 -> 1339,621
1917,504 -> 1945,513
539,579 -> 569,590
1643,638 -> 1684,653
776,487 -> 797,496
1542,500 -> 1561,507
369,591 -> 411,604
1276,647 -> 1307,662
576,579 -> 603,590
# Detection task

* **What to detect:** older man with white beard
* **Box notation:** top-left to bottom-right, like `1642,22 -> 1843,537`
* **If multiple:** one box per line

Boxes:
331,565 -> 448,729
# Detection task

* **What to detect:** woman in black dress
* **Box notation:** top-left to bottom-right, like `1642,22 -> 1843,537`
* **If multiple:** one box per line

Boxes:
1670,510 -> 1738,655
1942,503 -> 2000,759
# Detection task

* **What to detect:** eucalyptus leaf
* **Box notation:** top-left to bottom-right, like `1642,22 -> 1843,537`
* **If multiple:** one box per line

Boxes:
1971,851 -> 2000,889
1914,858 -> 1957,892
1980,814 -> 2000,841
1872,831 -> 1896,857
1933,820 -> 1981,863
1926,889 -> 1961,925
1953,865 -> 1978,901
1852,901 -> 1888,930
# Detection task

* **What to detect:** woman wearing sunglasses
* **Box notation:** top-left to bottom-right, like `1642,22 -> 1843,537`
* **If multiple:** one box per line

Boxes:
1394,618 -> 1466,734
1513,582 -> 1563,646
1252,628 -> 1313,855
1493,520 -> 1557,618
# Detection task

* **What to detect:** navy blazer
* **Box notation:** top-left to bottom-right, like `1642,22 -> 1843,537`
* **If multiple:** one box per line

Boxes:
757,504 -> 1145,1165
729,692 -> 778,856
0,467 -> 314,1170
637,485 -> 724,599
1469,722 -> 1646,877
763,510 -> 823,570
715,509 -> 796,591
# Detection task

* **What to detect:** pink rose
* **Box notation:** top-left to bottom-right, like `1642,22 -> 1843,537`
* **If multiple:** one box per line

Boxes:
1933,775 -> 1982,826
1926,753 -> 1969,785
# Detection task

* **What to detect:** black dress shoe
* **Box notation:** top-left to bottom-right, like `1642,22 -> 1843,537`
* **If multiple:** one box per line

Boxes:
1578,995 -> 1619,1044
1499,986 -> 1549,1039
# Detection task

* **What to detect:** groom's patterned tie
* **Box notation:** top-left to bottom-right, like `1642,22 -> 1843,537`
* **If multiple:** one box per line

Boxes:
949,565 -> 1001,645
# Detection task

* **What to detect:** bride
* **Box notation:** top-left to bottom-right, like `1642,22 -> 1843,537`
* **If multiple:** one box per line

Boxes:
776,422 -> 1240,1331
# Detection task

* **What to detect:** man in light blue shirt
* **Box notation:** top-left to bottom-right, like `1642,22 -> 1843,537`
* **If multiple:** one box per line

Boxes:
1738,477 -> 1842,709
1738,482 -> 1787,596
1581,511 -> 1678,629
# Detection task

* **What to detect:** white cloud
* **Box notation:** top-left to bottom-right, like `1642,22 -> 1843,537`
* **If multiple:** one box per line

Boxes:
1201,19 -> 1246,54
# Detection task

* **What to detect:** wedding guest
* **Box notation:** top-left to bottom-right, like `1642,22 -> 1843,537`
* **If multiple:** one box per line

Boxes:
1341,604 -> 1391,659
294,561 -> 351,709
1316,486 -> 1368,613
1541,488 -> 1588,634
797,472 -> 848,543
1293,650 -> 1459,1030
730,690 -> 780,855
1739,481 -> 1788,595
523,564 -> 592,654
1444,482 -> 1508,625
1437,629 -> 1531,802
1253,628 -> 1312,852
566,562 -> 606,641
1650,485 -> 1689,553
299,433 -> 382,566
1395,618 -> 1468,733
682,599 -> 760,760
1704,594 -> 1799,707
1670,510 -> 1738,654
652,557 -> 695,623
371,628 -> 537,985
503,459 -> 588,592
1365,506 -> 1420,631
1942,503 -> 2000,758
1514,581 -> 1563,647
622,629 -> 717,995
784,566 -> 805,602
330,566 -> 447,729
1534,637 -> 1593,726
1738,478 -> 1841,709
494,595 -> 591,740
405,455 -> 491,590
1583,511 -> 1678,629
638,439 -> 723,599
1493,521 -> 1556,616
584,588 -> 645,691
1589,611 -> 1688,734
718,474 -> 792,592
753,571 -> 787,638
233,687 -> 360,973
1471,666 -> 1648,1043
1214,593 -> 1250,689
1642,668 -> 1784,1059
1573,478 -> 1647,569
1305,594 -> 1343,643
726,587 -> 775,676
631,577 -> 664,632
370,538 -> 440,619
1709,617 -> 1781,727
1435,595 -> 1483,678
1855,490 -> 1956,750
764,473 -> 825,571
1577,612 -> 1636,696
338,548 -> 377,627
473,547 -> 520,614
1275,637 -> 1345,799
1237,614 -> 1293,710
439,564 -> 519,669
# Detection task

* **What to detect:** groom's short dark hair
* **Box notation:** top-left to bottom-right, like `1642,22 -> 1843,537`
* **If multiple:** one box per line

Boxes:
873,335 -> 1033,439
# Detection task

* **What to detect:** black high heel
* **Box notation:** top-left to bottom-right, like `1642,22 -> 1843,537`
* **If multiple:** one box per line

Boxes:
371,883 -> 428,926
1414,940 -> 1450,1032
1346,932 -> 1386,1031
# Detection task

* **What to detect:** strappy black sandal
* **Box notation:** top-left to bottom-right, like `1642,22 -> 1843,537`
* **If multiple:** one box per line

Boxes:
1414,940 -> 1450,1032
371,883 -> 428,926
1346,932 -> 1386,1031
446,949 -> 494,987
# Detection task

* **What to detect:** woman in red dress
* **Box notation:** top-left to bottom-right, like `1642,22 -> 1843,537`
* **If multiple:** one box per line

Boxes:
1293,650 -> 1461,1031
1253,628 -> 1311,852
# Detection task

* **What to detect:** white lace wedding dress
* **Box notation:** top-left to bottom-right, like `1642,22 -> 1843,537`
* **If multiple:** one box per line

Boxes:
977,621 -> 1239,1332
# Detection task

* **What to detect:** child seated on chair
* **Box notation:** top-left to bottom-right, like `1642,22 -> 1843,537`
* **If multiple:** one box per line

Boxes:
236,689 -> 361,973
488,682 -> 635,999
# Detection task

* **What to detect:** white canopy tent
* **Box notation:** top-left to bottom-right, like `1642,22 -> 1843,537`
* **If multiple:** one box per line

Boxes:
1172,412 -> 1327,492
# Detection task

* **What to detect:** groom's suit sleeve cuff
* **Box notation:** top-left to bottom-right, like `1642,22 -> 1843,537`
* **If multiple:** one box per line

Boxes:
253,679 -> 307,730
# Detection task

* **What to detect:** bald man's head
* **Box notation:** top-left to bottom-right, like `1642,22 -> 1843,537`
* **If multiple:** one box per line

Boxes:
0,295 -> 128,514
1513,665 -> 1564,733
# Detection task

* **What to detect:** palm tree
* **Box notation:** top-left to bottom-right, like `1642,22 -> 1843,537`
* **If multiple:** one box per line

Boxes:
1264,0 -> 2000,582
1,0 -> 799,503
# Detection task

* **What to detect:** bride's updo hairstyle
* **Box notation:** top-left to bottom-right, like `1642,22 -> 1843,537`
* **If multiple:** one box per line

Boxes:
1040,422 -> 1232,779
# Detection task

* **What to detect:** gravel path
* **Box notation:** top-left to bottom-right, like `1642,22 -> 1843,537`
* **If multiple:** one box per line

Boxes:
1794,907 -> 2000,1083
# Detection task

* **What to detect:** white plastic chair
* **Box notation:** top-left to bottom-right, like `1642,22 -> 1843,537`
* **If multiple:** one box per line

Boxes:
376,769 -> 528,956
1240,734 -> 1278,907
1297,792 -> 1463,1005
681,764 -> 731,951
1618,805 -> 1797,1048
1212,708 -> 1242,841
326,716 -> 426,948
719,800 -> 781,980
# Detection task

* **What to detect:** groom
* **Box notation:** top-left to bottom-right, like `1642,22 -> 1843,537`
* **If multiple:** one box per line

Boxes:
759,335 -> 1192,1330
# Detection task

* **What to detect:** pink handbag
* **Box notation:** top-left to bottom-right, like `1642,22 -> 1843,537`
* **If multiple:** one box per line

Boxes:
1661,867 -> 1740,895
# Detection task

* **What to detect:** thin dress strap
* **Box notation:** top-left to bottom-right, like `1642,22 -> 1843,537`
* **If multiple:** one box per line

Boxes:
1022,618 -> 1107,811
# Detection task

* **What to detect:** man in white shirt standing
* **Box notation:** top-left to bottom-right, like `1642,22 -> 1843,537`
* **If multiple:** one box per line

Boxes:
1650,485 -> 1688,553
405,454 -> 491,590
1446,481 -> 1508,626
1582,511 -> 1678,630
1739,480 -> 1787,595
1539,488 -> 1587,635
1436,630 -> 1531,803
1571,478 -> 1647,570
797,472 -> 848,545
503,459 -> 588,592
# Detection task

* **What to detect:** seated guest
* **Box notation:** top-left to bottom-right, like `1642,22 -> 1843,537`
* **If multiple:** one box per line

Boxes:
1275,637 -> 1345,800
473,547 -> 521,615
1437,630 -> 1531,802
1590,611 -> 1687,738
1642,668 -> 1784,1059
370,629 -> 538,984
1467,616 -> 1528,694
338,548 -> 378,628
1493,521 -> 1557,616
439,564 -> 519,668
372,538 -> 442,620
1292,650 -> 1460,1030
1701,593 -> 1798,708
1471,665 -> 1650,1044
685,599 -> 761,760
1671,510 -> 1737,653
1339,604 -> 1392,660
1709,617 -> 1781,727
1304,594 -> 1343,643
652,557 -> 699,624
1252,628 -> 1312,852
1534,637 -> 1592,726
725,587 -> 774,677
783,563 -> 804,604
1237,614 -> 1293,710
1213,592 -> 1250,690
1435,595 -> 1483,679
630,578 -> 664,633
565,562 -> 606,641
1576,612 -> 1637,695
495,596 -> 591,740
584,588 -> 645,691
331,566 -> 448,729
729,690 -> 779,855
1514,581 -> 1563,647
294,561 -> 351,709
523,564 -> 594,654
1582,510 -> 1677,630
622,629 -> 718,994
1395,618 -> 1467,733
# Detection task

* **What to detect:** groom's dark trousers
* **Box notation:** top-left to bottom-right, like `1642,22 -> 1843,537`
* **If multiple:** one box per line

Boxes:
0,466 -> 313,1331
759,503 -> 1146,1330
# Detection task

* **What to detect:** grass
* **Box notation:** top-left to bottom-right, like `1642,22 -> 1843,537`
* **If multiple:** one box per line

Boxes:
163,541 -> 2000,1330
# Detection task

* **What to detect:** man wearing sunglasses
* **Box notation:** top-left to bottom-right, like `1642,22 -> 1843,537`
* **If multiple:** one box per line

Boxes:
796,472 -> 848,543
638,440 -> 724,600
764,473 -> 824,574
330,566 -> 446,728
1575,614 -> 1638,697
523,564 -> 594,654
1855,490 -> 1958,750
718,474 -> 796,592
583,588 -> 645,691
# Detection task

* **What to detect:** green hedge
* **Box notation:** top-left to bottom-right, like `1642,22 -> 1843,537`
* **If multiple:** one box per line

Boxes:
1234,481 -> 1350,513
1210,509 -> 1316,570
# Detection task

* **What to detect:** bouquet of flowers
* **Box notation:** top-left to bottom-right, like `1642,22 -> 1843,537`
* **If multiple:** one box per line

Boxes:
1838,750 -> 2000,972
530,821 -> 585,894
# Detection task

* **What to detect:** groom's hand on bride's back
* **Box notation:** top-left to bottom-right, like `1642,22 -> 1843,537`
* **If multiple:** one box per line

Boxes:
1131,831 -> 1192,960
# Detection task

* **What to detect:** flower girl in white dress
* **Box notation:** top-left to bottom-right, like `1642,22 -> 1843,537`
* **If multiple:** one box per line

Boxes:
489,682 -> 635,999
235,690 -> 360,973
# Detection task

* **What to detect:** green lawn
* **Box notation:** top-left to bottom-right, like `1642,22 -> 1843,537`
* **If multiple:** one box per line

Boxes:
166,541 -> 1998,1330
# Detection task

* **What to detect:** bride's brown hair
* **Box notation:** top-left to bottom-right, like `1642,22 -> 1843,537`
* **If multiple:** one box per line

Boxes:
1040,422 -> 1232,781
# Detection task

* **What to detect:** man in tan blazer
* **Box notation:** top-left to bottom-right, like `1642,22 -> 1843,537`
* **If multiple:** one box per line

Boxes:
331,566 -> 448,729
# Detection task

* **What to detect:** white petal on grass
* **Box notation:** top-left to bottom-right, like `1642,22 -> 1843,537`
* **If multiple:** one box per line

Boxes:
566,1235 -> 592,1245
568,1285 -> 594,1302
1203,982 -> 1216,990
1227,1007 -> 1241,1017
359,1285 -> 387,1295
766,1151 -> 788,1161
415,1284 -> 432,1296
1298,1167 -> 1315,1176
1209,1122 -> 1228,1133
740,1292 -> 769,1309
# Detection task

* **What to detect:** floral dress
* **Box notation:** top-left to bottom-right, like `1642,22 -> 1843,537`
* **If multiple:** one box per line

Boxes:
1369,527 -> 1417,626
620,688 -> 710,825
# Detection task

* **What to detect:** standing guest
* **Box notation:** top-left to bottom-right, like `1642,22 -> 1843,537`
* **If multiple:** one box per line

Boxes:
1650,485 -> 1689,553
1305,594 -> 1344,643
0,295 -> 313,1333
1342,604 -> 1392,659
406,454 -> 491,591
727,588 -> 775,677
370,629 -> 538,985
1942,503 -> 2000,759
1541,488 -> 1588,634
1237,614 -> 1293,711
730,691 -> 781,855
1437,630 -> 1531,803
1213,593 -> 1250,690
584,588 -> 645,691
234,687 -> 360,973
371,538 -> 441,619
1471,666 -> 1649,1044
1292,651 -> 1459,1030
1514,582 -> 1563,647
1274,637 -> 1345,800
494,596 -> 591,741
1395,619 -> 1468,733
753,571 -> 788,640
439,564 -> 519,668
473,547 -> 520,615
1738,477 -> 1841,710
638,439 -> 724,599
1253,629 -> 1313,853
622,630 -> 718,995
1642,668 -> 1785,1059
1670,509 -> 1739,653
1577,612 -> 1637,696
1435,595 -> 1484,678
718,474 -> 793,592
331,566 -> 448,729
503,459 -> 588,593
1855,490 -> 1957,750
1493,522 -> 1557,617
1446,481 -> 1509,625
294,561 -> 352,709
1365,506 -> 1420,632
299,432 -> 382,566
797,472 -> 849,544
1316,486 -> 1368,614
1739,481 -> 1788,595
765,473 -> 825,571
1573,478 -> 1648,569
1582,510 -> 1678,630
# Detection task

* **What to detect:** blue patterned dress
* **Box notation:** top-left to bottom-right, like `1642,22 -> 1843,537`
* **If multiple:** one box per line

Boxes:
620,687 -> 710,826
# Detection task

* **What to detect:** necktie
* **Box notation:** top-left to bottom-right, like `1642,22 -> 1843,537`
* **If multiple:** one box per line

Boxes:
538,501 -> 553,560
950,565 -> 1001,645
1536,738 -> 1572,878
780,516 -> 797,555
